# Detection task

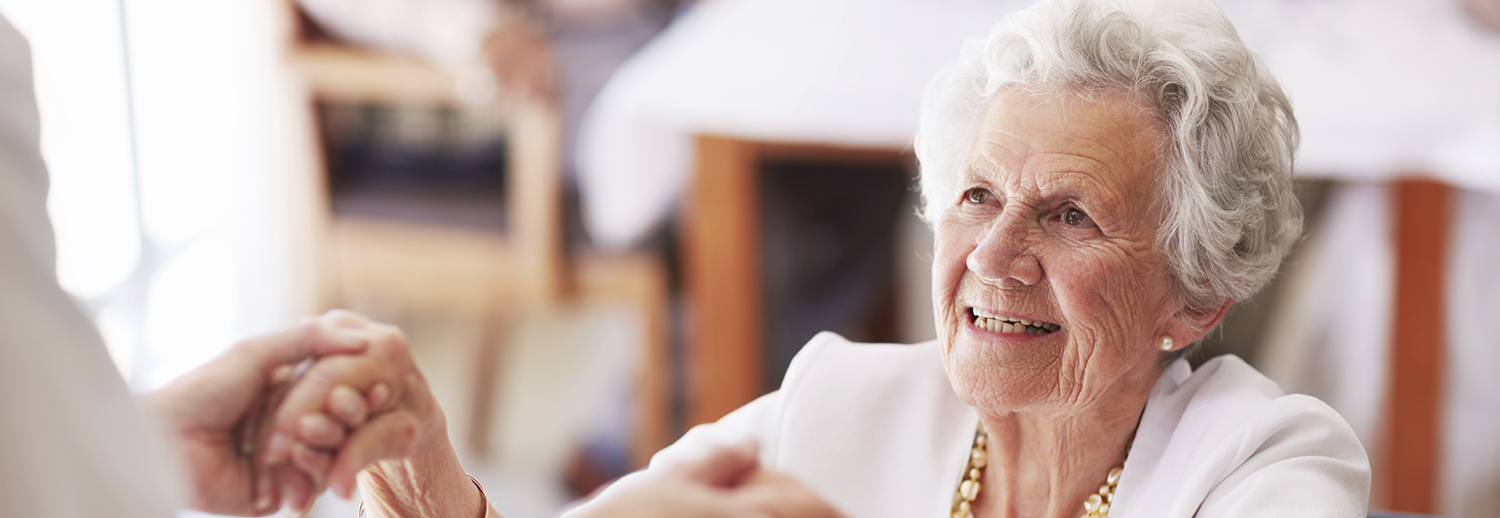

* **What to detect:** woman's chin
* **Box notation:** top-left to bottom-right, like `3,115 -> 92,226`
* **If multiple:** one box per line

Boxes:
945,330 -> 1064,410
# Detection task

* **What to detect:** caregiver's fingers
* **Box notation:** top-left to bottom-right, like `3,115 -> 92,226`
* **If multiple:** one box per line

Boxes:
253,459 -> 279,514
325,410 -> 423,498
278,465 -> 321,514
291,442 -> 333,484
227,315 -> 368,379
319,308 -> 373,329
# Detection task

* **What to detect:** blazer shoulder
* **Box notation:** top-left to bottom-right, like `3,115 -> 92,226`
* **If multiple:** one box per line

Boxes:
1177,355 -> 1352,433
768,333 -> 977,518
1120,355 -> 1370,518
781,331 -> 949,398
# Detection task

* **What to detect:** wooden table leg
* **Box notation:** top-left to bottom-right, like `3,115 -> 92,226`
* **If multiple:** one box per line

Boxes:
1384,178 -> 1452,513
683,135 -> 765,427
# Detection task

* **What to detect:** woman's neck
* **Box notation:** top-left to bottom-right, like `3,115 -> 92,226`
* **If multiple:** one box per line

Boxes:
971,388 -> 1151,518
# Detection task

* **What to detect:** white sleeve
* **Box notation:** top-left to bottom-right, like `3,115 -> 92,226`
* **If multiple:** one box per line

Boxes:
639,332 -> 839,472
1197,395 -> 1371,518
296,0 -> 499,65
570,335 -> 836,513
563,386 -> 784,514
644,391 -> 785,471
0,15 -> 183,517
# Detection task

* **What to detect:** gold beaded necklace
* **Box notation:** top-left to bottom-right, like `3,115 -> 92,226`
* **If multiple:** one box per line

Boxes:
949,423 -> 1125,518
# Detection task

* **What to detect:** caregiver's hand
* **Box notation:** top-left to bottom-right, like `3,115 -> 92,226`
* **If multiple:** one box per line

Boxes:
145,311 -> 373,515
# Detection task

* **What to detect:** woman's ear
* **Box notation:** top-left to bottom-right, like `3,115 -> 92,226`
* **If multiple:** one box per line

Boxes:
1166,298 -> 1233,346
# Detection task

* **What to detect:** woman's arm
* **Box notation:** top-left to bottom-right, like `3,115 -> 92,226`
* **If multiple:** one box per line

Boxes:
145,313 -> 373,514
253,311 -> 490,517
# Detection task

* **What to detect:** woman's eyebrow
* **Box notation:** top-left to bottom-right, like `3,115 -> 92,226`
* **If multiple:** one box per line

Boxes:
1042,176 -> 1128,218
959,156 -> 1003,183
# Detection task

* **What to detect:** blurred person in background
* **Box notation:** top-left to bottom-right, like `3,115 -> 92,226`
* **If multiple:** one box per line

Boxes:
296,0 -> 681,201
1467,0 -> 1500,31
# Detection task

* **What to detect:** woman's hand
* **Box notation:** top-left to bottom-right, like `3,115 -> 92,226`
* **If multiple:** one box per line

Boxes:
250,367 -> 386,512
565,441 -> 848,518
258,310 -> 484,518
565,442 -> 768,518
730,469 -> 849,518
1467,0 -> 1500,33
145,311 -> 372,515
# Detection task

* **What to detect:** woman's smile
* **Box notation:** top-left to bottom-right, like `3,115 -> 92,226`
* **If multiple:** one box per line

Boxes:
965,306 -> 1061,337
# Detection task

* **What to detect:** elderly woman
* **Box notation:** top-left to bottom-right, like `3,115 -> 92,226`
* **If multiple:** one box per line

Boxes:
257,0 -> 1370,516
575,0 -> 1369,516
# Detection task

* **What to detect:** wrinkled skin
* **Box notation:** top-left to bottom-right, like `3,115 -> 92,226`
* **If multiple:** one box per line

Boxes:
931,87 -> 1229,517
147,312 -> 386,515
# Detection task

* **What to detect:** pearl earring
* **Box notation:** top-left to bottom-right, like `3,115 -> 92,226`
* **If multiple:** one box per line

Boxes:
1159,336 -> 1175,351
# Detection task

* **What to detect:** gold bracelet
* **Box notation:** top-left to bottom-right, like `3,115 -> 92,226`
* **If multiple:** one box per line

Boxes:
469,474 -> 493,518
357,474 -> 491,518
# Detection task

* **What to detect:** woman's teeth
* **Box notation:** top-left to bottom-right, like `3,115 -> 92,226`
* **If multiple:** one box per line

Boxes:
971,309 -> 1059,335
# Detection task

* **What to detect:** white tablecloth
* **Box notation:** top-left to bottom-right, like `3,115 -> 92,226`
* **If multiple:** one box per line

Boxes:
578,0 -> 1500,249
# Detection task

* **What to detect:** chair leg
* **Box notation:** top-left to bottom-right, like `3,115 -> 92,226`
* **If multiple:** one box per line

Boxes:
579,254 -> 674,468
465,296 -> 511,459
627,258 -> 671,469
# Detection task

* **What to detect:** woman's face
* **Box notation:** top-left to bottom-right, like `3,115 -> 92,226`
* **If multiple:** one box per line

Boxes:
933,88 -> 1202,416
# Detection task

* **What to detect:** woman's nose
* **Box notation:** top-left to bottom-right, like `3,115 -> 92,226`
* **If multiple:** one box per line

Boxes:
967,209 -> 1042,286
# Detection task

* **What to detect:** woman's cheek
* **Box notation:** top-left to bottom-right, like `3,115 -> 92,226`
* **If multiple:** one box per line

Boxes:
932,219 -> 977,351
1066,250 -> 1160,350
1049,248 -> 1137,328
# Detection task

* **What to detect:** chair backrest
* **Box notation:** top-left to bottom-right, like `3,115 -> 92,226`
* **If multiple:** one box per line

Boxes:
274,0 -> 568,312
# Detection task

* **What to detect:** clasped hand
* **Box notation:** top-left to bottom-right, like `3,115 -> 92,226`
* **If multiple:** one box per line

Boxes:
147,310 -> 438,516
147,309 -> 849,518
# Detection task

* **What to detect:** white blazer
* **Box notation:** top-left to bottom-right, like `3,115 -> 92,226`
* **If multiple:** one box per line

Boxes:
615,332 -> 1370,518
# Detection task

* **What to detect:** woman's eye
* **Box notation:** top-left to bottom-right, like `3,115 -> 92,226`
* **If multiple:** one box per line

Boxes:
1062,207 -> 1091,227
964,188 -> 990,205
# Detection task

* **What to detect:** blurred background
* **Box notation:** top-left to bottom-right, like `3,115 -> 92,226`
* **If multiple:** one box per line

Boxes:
1,0 -> 1496,517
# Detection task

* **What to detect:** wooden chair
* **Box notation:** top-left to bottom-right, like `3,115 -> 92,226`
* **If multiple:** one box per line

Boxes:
274,2 -> 672,465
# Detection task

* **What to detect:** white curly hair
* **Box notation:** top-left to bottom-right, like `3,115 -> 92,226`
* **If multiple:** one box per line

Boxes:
914,0 -> 1303,317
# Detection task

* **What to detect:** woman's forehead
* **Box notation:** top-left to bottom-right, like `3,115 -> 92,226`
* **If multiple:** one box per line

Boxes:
962,89 -> 1165,198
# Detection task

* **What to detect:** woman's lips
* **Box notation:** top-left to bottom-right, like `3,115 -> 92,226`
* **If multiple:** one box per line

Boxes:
968,307 -> 1060,335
